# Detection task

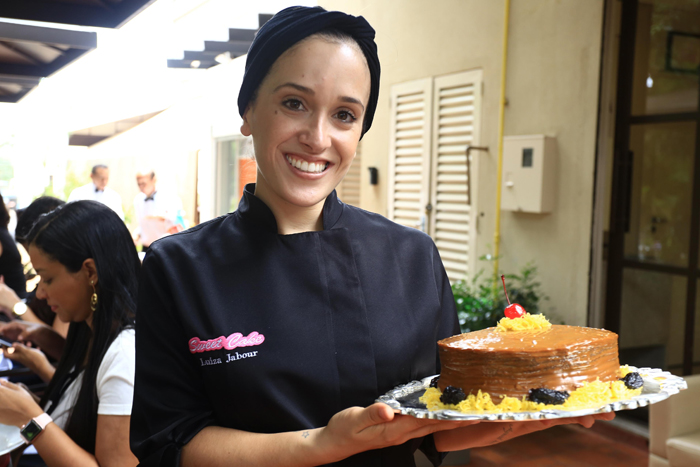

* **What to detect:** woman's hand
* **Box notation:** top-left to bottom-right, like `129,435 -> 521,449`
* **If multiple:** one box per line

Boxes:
0,276 -> 20,309
0,320 -> 39,342
433,411 -> 616,452
0,281 -> 21,319
0,321 -> 65,361
0,380 -> 43,428
3,342 -> 55,383
314,403 -> 478,463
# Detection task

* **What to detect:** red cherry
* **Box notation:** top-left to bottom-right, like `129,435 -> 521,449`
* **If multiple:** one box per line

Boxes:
501,275 -> 527,319
505,303 -> 526,319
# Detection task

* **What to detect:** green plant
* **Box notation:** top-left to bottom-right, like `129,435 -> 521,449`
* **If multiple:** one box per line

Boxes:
452,258 -> 549,333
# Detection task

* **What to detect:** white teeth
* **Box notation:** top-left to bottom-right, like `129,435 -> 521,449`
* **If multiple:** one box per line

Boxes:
286,155 -> 327,174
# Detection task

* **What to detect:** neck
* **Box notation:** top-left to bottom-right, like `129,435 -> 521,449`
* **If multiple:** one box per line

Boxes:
254,183 -> 324,235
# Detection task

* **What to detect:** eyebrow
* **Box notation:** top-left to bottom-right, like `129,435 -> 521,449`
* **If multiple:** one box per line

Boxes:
273,82 -> 365,112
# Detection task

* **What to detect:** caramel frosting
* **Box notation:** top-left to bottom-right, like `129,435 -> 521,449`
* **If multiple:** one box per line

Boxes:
437,325 -> 619,398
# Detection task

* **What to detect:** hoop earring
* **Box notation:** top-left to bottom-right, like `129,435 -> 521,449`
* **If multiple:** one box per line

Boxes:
90,280 -> 98,312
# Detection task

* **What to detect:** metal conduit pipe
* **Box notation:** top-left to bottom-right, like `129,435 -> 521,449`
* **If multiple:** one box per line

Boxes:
493,0 -> 511,288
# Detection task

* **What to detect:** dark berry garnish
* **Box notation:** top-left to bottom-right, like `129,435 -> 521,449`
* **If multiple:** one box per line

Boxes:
440,386 -> 467,405
621,372 -> 643,390
528,388 -> 570,405
429,376 -> 440,388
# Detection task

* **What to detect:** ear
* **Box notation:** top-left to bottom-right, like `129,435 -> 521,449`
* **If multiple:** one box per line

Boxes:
82,258 -> 99,288
240,105 -> 253,137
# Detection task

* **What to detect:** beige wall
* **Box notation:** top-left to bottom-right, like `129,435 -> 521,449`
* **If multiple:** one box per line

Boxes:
71,101 -> 208,231
321,0 -> 605,326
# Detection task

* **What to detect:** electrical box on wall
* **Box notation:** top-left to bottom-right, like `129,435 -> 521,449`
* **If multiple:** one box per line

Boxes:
501,135 -> 557,213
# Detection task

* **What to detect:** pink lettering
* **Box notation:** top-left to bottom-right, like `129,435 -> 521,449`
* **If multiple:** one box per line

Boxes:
224,331 -> 265,350
189,331 -> 265,354
188,336 -> 225,354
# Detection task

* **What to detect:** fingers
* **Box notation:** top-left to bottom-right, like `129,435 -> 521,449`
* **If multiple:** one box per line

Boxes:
594,411 -> 615,422
0,379 -> 19,390
361,403 -> 395,428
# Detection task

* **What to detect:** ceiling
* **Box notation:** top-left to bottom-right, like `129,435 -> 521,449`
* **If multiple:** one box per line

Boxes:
0,0 -> 157,29
68,110 -> 163,146
167,14 -> 272,69
0,0 -> 154,103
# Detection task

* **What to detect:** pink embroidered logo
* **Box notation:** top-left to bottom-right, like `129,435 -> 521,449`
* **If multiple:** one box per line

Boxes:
188,331 -> 265,354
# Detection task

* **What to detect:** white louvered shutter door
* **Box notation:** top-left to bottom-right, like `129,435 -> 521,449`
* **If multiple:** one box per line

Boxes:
387,79 -> 433,231
429,70 -> 483,282
337,142 -> 361,207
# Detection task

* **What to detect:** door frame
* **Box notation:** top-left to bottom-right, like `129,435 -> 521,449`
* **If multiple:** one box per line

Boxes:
604,0 -> 700,376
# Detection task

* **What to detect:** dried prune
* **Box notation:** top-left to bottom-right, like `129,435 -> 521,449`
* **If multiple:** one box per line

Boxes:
528,388 -> 569,405
440,386 -> 466,405
621,372 -> 643,390
429,376 -> 440,388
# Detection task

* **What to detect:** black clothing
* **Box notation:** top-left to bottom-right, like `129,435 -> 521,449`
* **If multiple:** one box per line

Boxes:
0,228 -> 26,299
131,185 -> 459,467
238,6 -> 380,138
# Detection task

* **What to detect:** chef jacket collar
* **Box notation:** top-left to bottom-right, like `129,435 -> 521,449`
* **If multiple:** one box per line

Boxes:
238,183 -> 344,233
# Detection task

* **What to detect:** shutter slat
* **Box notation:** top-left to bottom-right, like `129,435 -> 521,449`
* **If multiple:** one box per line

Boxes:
435,231 -> 469,243
440,85 -> 474,97
439,105 -> 475,116
429,71 -> 482,283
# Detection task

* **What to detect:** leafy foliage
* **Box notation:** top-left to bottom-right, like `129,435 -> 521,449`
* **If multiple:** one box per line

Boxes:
452,258 -> 549,333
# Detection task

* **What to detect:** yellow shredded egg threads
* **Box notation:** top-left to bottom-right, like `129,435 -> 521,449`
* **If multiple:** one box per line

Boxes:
420,367 -> 643,413
496,313 -> 552,332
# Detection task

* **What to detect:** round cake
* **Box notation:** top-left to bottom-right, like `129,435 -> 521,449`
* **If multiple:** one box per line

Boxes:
437,322 -> 620,399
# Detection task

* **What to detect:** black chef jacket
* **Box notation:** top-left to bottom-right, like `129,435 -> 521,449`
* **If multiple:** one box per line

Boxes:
131,184 -> 459,467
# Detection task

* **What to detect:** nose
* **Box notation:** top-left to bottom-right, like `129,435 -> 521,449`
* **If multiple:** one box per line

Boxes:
299,114 -> 331,154
36,282 -> 47,300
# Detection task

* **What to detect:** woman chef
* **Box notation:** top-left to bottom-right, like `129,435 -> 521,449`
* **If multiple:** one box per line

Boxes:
130,6 -> 613,467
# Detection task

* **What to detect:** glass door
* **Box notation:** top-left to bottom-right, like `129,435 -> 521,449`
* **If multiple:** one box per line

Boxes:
606,0 -> 700,376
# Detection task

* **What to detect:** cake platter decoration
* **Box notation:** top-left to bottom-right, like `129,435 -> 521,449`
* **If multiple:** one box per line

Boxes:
376,367 -> 687,421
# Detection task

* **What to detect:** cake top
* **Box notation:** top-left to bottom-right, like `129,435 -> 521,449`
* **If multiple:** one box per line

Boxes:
438,324 -> 617,351
496,312 -> 551,332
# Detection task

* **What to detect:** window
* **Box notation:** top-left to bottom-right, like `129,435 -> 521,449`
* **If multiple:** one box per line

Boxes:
388,70 -> 483,282
216,137 -> 255,216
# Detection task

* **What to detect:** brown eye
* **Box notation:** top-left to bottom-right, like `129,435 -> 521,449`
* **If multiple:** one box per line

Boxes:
283,99 -> 304,111
336,110 -> 356,123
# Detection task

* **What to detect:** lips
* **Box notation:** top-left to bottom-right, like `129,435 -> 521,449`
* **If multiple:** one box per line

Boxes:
285,154 -> 329,174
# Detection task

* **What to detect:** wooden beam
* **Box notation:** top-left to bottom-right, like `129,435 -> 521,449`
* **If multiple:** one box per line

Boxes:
0,21 -> 96,49
0,0 -> 156,29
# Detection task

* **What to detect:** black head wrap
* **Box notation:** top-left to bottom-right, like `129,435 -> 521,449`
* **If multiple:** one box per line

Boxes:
238,6 -> 380,138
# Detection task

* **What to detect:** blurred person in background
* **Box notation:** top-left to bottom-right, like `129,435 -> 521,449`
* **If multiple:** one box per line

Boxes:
0,201 -> 139,467
0,196 -> 70,360
0,192 -> 28,305
132,169 -> 185,254
68,164 -> 125,221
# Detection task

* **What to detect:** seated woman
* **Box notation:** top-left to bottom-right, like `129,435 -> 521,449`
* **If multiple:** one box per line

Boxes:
0,200 -> 140,467
0,192 -> 28,303
0,196 -> 70,362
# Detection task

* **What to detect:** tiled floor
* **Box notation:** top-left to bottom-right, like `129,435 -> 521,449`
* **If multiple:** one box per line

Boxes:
460,422 -> 649,466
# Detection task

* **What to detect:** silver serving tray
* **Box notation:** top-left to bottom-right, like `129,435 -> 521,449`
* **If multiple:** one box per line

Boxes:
376,367 -> 687,421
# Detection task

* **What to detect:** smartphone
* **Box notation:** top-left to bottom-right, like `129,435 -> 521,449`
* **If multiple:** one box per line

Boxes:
0,338 -> 14,348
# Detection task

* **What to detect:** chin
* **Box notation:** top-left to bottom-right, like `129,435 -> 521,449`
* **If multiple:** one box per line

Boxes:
281,185 -> 333,207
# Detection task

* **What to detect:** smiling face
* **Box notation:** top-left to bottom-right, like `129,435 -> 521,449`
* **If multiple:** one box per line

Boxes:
241,35 -> 371,212
29,245 -> 95,325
